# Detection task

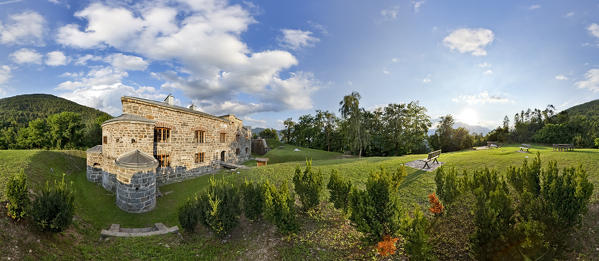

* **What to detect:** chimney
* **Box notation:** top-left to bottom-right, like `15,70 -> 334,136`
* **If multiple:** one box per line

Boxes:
164,94 -> 174,105
188,104 -> 197,110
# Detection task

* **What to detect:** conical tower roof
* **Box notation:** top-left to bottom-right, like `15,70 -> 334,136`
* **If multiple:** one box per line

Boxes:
115,149 -> 158,169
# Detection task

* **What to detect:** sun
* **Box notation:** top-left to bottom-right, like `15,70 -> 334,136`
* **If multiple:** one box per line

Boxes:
456,108 -> 479,126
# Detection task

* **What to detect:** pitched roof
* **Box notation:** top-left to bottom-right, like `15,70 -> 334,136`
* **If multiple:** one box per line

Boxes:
87,145 -> 102,153
115,149 -> 158,169
122,96 -> 228,122
102,114 -> 155,126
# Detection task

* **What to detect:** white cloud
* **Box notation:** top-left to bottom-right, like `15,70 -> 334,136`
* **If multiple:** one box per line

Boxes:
57,66 -> 165,115
555,74 -> 568,81
105,53 -> 148,71
0,65 -> 11,84
45,51 -> 68,66
242,116 -> 267,127
575,69 -> 599,92
56,1 -> 320,116
279,29 -> 319,50
412,1 -> 425,13
10,48 -> 42,64
483,69 -> 493,75
347,80 -> 353,86
0,11 -> 45,45
452,91 -> 512,105
588,23 -> 599,39
383,68 -> 390,75
422,78 -> 431,83
528,4 -> 541,10
381,6 -> 400,20
75,54 -> 102,65
391,57 -> 399,63
564,12 -> 574,17
478,62 -> 491,68
443,28 -> 494,56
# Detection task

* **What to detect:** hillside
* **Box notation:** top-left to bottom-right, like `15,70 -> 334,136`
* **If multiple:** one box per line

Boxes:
563,99 -> 599,119
0,94 -> 111,129
428,121 -> 491,135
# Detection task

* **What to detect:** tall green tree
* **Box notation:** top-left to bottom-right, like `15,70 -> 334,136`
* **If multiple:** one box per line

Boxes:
339,91 -> 364,157
283,118 -> 295,143
47,112 -> 84,149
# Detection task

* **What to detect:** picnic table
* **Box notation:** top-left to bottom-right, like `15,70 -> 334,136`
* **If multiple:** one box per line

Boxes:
520,144 -> 531,152
423,150 -> 441,169
552,144 -> 574,152
487,141 -> 501,148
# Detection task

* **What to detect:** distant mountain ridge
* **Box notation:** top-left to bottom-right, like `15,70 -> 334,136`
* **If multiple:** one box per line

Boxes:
0,94 -> 111,129
562,99 -> 599,118
428,121 -> 492,136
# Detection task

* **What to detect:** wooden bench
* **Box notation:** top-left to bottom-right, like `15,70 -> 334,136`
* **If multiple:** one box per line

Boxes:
520,144 -> 530,152
487,141 -> 501,148
255,158 -> 269,167
553,144 -> 574,152
423,150 -> 441,169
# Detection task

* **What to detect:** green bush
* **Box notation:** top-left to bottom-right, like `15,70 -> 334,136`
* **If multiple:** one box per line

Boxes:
349,167 -> 403,242
263,181 -> 299,234
400,206 -> 433,261
197,177 -> 241,237
241,180 -> 265,221
434,167 -> 462,206
327,169 -> 352,213
471,170 -> 514,260
5,170 -> 30,221
292,160 -> 323,210
178,197 -> 200,232
31,175 -> 75,232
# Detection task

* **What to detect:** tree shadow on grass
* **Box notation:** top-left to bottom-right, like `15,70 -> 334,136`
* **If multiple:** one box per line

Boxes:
24,150 -> 86,191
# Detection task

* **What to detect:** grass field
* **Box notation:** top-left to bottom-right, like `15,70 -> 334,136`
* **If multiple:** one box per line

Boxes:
1,144 -> 599,259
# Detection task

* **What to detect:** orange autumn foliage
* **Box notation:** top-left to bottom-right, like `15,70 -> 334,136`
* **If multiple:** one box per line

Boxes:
428,192 -> 444,215
376,235 -> 399,257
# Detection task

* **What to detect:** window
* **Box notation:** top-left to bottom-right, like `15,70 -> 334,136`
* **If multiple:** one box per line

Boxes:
245,147 -> 248,154
195,152 -> 205,163
195,130 -> 205,143
103,136 -> 108,144
236,148 -> 240,155
154,127 -> 170,143
155,154 -> 170,167
220,133 -> 226,143
236,134 -> 240,141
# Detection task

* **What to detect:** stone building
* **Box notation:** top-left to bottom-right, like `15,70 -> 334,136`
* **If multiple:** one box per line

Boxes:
86,95 -> 251,213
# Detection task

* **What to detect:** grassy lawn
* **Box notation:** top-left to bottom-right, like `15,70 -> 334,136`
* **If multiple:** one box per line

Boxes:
1,144 -> 599,259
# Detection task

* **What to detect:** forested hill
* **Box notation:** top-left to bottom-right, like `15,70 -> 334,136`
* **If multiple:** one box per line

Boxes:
563,99 -> 599,118
0,94 -> 111,129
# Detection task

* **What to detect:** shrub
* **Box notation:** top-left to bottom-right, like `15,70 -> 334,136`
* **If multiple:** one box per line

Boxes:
197,177 -> 241,237
327,169 -> 352,213
292,160 -> 324,210
400,206 -> 433,261
427,192 -> 443,216
263,181 -> 299,234
471,171 -> 514,260
178,197 -> 199,232
595,137 -> 599,148
376,235 -> 399,257
5,170 -> 30,221
241,180 -> 265,221
434,167 -> 461,206
349,167 -> 402,242
31,175 -> 75,232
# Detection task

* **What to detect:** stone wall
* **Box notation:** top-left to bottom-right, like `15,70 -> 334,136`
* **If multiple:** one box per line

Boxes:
101,121 -> 154,159
115,170 -> 156,213
102,170 -> 117,193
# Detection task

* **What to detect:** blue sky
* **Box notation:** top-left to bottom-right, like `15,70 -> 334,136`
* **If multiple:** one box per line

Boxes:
0,0 -> 598,129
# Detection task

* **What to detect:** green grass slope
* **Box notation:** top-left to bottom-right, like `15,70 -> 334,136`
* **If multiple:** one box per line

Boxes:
1,145 -> 599,259
250,144 -> 343,165
0,94 -> 111,129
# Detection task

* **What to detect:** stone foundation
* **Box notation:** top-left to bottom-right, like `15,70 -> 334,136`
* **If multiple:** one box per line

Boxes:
155,162 -> 220,185
116,170 -> 156,213
87,165 -> 102,183
102,171 -> 117,193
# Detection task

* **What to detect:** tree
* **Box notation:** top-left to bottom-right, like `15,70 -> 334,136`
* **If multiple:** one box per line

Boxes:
339,91 -> 364,157
16,118 -> 50,149
259,128 -> 279,140
283,118 -> 295,143
47,112 -> 84,149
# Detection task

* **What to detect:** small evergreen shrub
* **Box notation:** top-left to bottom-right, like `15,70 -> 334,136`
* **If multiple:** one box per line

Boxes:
178,197 -> 199,232
349,167 -> 403,242
5,170 -> 30,221
292,160 -> 323,210
197,177 -> 241,237
434,167 -> 461,206
327,169 -> 352,213
241,179 -> 265,221
263,181 -> 299,234
400,206 -> 434,261
31,175 -> 75,232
